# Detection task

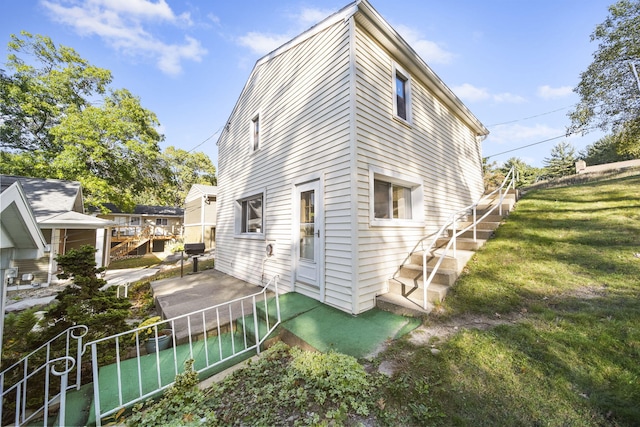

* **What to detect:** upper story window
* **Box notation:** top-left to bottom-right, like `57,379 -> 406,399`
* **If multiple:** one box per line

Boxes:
393,64 -> 411,123
251,114 -> 260,152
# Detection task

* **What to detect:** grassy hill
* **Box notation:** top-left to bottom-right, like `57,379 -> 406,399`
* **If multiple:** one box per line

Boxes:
378,171 -> 640,426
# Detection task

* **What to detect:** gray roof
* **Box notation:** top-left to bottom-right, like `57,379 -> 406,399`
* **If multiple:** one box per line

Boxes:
94,203 -> 184,217
0,175 -> 83,222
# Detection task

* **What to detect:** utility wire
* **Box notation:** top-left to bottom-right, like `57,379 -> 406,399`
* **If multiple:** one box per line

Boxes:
187,126 -> 223,153
484,134 -> 569,158
486,105 -> 574,128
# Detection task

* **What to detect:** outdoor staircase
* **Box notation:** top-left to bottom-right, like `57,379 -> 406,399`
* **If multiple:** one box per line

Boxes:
109,226 -> 153,260
378,187 -> 519,315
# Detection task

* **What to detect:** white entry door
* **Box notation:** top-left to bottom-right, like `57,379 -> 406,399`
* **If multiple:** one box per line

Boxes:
294,180 -> 322,287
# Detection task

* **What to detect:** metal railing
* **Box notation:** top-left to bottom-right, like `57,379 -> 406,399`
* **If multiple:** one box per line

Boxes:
0,325 -> 88,426
87,275 -> 281,426
419,167 -> 517,309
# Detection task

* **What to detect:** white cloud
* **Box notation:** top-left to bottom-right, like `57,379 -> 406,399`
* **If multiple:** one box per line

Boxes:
236,32 -> 292,56
488,123 -> 563,145
537,85 -> 573,99
493,92 -> 527,104
453,83 -> 526,104
236,7 -> 333,58
395,24 -> 455,65
41,0 -> 206,75
453,83 -> 491,102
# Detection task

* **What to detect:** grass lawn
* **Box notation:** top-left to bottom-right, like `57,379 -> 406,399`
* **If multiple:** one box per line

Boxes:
376,172 -> 640,426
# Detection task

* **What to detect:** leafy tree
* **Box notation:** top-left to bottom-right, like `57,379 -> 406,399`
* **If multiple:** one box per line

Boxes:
543,141 -> 577,178
578,133 -> 636,165
569,0 -> 640,156
156,146 -> 218,206
482,158 -> 505,189
500,157 -> 542,187
0,32 -> 170,210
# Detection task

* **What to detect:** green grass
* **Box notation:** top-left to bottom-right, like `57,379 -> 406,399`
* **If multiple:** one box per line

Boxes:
377,172 -> 640,426
107,254 -> 164,270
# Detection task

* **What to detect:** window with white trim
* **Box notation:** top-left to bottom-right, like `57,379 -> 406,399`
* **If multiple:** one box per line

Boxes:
238,193 -> 263,234
251,114 -> 260,151
393,64 -> 411,123
374,180 -> 412,219
370,168 -> 423,226
156,218 -> 168,226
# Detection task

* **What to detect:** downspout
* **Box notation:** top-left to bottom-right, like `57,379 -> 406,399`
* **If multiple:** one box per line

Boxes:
201,195 -> 206,245
347,15 -> 360,314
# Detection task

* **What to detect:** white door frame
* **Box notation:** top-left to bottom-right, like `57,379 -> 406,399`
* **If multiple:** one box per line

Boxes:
291,175 -> 324,299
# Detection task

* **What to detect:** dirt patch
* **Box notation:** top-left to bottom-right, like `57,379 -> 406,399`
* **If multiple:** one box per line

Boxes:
408,312 -> 525,347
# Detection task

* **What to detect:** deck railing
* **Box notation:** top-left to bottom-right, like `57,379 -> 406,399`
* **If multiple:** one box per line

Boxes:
0,325 -> 88,426
418,167 -> 517,309
86,275 -> 281,426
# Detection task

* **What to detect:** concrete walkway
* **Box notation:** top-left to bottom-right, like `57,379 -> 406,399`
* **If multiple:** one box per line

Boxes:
151,269 -> 269,342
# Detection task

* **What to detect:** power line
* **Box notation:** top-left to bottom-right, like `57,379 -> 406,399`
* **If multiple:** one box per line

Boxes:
484,134 -> 568,158
486,105 -> 574,128
187,126 -> 223,153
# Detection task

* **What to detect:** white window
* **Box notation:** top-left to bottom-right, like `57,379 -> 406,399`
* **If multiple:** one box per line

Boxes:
374,180 -> 412,220
393,64 -> 411,123
370,168 -> 423,226
130,217 -> 141,226
236,193 -> 264,235
251,114 -> 260,151
156,218 -> 168,226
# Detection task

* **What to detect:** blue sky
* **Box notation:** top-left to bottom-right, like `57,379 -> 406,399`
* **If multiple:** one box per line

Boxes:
1,0 -> 613,168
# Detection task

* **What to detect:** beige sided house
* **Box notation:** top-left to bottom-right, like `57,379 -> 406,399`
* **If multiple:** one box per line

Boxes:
183,185 -> 217,250
215,0 -> 488,314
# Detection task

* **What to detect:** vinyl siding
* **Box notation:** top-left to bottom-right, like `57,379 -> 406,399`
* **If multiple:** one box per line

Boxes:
353,24 -> 484,312
216,20 -> 354,312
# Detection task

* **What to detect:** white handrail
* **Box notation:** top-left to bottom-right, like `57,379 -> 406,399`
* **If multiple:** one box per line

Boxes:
0,325 -> 86,426
420,168 -> 516,309
88,275 -> 281,426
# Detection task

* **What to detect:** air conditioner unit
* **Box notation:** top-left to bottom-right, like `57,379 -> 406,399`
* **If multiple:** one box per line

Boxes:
6,268 -> 18,279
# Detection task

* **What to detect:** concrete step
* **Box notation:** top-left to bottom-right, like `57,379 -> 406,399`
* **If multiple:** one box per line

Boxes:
398,263 -> 457,286
376,292 -> 432,316
388,277 -> 451,303
456,221 -> 501,231
436,237 -> 485,251
410,249 -> 475,274
450,228 -> 494,240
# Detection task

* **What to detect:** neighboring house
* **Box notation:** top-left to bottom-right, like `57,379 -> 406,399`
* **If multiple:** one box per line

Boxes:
183,184 -> 217,250
96,204 -> 184,259
0,180 -> 47,357
215,0 -> 488,315
0,175 -> 113,288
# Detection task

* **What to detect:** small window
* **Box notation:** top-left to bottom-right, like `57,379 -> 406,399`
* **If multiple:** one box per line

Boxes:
374,179 -> 412,220
251,115 -> 260,151
130,217 -> 141,226
240,194 -> 263,233
393,64 -> 411,123
156,218 -> 168,226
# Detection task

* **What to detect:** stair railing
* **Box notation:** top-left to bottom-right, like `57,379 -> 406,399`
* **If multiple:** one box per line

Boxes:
419,167 -> 517,309
86,275 -> 281,426
0,325 -> 88,426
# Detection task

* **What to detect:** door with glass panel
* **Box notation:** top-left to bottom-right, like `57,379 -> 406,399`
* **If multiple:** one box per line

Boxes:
295,180 -> 321,287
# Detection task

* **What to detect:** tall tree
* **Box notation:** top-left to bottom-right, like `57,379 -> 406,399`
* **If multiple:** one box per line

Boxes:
569,0 -> 640,157
544,141 -> 577,178
156,146 -> 217,206
0,32 -> 169,210
579,133 -> 636,165
500,157 -> 541,187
